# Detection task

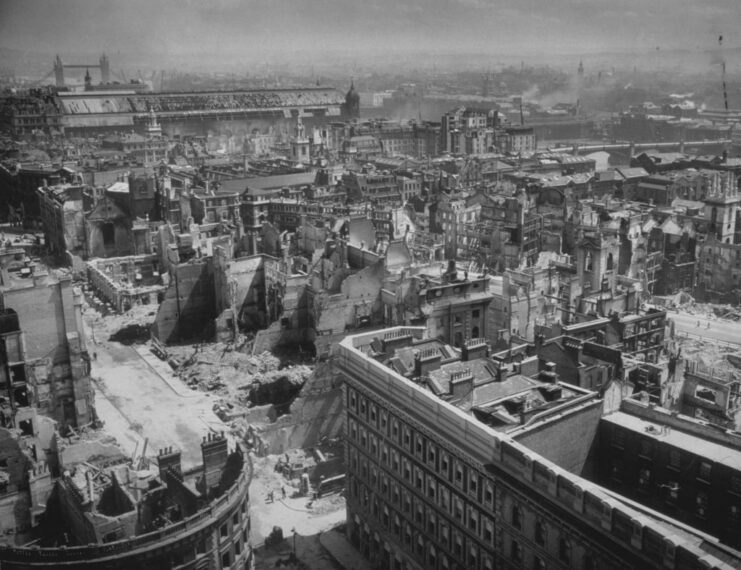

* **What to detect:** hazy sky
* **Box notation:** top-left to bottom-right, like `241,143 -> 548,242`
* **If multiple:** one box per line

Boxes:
1,0 -> 740,60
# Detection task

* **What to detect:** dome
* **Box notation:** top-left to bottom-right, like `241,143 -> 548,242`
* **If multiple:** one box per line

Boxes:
345,80 -> 359,105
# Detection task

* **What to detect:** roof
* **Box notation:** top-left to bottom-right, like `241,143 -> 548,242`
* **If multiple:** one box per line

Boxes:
107,181 -> 129,193
237,171 -> 317,193
616,167 -> 649,180
603,411 -> 741,472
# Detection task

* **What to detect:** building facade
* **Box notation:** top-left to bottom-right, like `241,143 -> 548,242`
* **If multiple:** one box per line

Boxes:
335,326 -> 741,570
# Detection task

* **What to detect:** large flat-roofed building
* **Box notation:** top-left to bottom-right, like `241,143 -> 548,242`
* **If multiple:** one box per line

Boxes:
599,394 -> 741,550
334,326 -> 741,570
1,88 -> 347,137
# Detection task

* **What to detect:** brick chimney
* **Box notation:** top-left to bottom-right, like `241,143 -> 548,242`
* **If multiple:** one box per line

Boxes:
462,338 -> 488,361
201,432 -> 228,491
539,361 -> 559,383
450,369 -> 474,400
157,446 -> 182,479
414,347 -> 442,376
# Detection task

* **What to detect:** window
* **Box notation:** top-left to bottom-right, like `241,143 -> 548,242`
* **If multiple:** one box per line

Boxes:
454,497 -> 464,521
535,520 -> 547,545
511,540 -> 522,563
668,450 -> 680,470
472,309 -> 480,319
512,504 -> 522,530
469,472 -> 478,496
440,522 -> 450,547
696,492 -> 708,517
731,476 -> 741,495
441,453 -> 450,478
559,537 -> 571,564
640,440 -> 652,458
730,505 -> 740,525
220,524 -> 228,538
699,461 -> 712,482
221,551 -> 231,568
427,444 -> 437,466
415,435 -> 424,458
638,468 -> 651,490
453,533 -> 463,556
484,482 -> 494,507
468,507 -> 478,532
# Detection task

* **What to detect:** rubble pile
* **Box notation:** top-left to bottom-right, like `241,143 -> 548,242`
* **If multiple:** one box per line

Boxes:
82,295 -> 156,342
167,342 -> 313,409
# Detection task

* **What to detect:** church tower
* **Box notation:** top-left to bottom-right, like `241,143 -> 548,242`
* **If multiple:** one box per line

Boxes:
290,116 -> 311,164
99,53 -> 110,83
54,55 -> 65,87
575,232 -> 621,295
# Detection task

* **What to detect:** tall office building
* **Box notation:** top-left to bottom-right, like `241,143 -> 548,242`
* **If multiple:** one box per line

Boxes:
334,327 -> 741,569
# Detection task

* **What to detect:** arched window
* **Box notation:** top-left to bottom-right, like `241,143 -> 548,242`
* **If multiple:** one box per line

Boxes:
606,252 -> 614,271
535,520 -> 547,545
559,537 -> 572,563
511,504 -> 522,530
585,251 -> 593,272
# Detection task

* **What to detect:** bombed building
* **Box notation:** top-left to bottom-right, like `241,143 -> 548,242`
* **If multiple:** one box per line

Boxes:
0,433 -> 253,569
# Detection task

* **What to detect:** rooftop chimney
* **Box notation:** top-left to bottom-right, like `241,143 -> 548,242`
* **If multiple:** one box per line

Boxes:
414,347 -> 442,376
462,338 -> 489,361
157,446 -> 183,479
449,369 -> 474,400
201,432 -> 228,492
539,361 -> 559,383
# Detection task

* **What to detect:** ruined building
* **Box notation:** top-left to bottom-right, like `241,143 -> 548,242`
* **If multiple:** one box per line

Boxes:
0,433 -> 253,569
0,262 -> 96,544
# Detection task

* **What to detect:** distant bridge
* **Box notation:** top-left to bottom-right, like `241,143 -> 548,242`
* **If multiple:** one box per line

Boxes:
553,139 -> 733,155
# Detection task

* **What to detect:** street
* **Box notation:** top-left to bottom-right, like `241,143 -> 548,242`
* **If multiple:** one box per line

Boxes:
84,309 -> 230,470
668,312 -> 741,347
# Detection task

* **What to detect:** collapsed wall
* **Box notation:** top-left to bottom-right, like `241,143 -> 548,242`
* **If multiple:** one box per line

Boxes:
241,360 -> 345,454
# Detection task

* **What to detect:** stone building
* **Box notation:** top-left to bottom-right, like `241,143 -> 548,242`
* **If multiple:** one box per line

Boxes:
335,326 -> 741,569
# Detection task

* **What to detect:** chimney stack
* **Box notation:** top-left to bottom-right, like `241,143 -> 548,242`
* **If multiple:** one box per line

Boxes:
539,361 -> 559,383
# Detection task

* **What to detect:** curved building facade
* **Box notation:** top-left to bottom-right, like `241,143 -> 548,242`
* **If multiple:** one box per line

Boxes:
0,441 -> 253,570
